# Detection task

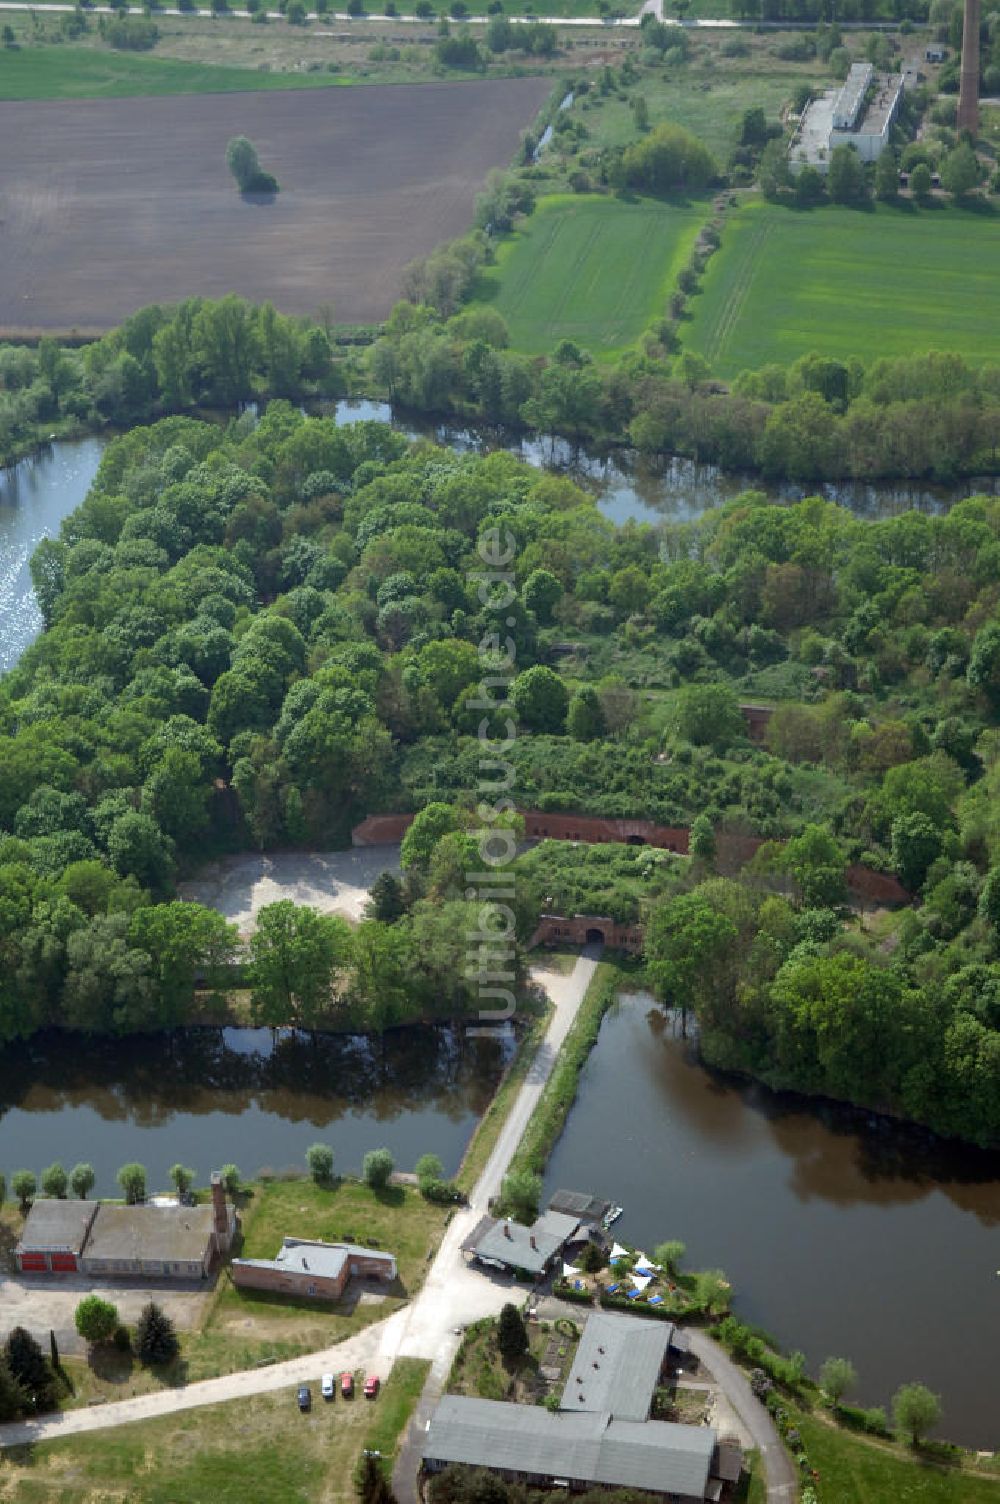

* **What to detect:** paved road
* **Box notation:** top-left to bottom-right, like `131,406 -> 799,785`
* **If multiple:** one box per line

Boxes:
687,1329 -> 798,1504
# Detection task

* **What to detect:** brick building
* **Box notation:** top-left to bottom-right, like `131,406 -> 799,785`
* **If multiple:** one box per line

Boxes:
231,1237 -> 396,1301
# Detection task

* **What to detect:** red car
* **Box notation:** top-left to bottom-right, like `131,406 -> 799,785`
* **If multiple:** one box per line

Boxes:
340,1371 -> 354,1398
364,1375 -> 380,1400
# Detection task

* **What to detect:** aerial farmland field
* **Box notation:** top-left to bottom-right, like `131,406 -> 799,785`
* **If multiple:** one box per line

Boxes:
473,194 -> 706,357
0,77 -> 550,334
683,199 -> 1000,378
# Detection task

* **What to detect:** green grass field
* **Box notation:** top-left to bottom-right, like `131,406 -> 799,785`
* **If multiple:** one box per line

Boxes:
0,45 -> 348,100
684,199 -> 1000,377
794,1412 -> 1000,1504
474,193 -> 705,357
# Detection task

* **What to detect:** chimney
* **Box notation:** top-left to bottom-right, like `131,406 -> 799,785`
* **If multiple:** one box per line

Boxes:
529,1235 -> 537,1250
211,1172 -> 231,1252
504,1221 -> 512,1240
957,0 -> 981,134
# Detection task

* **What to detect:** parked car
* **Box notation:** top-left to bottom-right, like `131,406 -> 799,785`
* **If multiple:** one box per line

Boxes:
364,1375 -> 380,1400
297,1385 -> 311,1412
341,1371 -> 354,1398
321,1373 -> 335,1402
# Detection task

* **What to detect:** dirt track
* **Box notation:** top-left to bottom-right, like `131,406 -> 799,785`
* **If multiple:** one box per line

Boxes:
0,77 -> 550,333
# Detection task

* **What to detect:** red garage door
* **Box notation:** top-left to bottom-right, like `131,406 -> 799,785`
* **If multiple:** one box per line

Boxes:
19,1253 -> 47,1271
50,1253 -> 77,1272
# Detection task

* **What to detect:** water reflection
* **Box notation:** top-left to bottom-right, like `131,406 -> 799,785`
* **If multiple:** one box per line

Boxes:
0,1024 -> 511,1191
544,993 -> 1000,1445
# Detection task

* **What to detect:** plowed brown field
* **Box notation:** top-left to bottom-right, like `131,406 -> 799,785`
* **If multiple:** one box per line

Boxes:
0,77 -> 550,334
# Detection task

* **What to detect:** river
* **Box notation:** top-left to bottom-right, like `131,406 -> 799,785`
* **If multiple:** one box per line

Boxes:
5,424 -> 1000,1445
0,1023 -> 510,1199
543,993 -> 1000,1449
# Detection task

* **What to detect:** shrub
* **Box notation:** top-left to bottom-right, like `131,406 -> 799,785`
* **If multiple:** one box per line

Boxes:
499,1169 -> 541,1223
363,1147 -> 394,1189
620,123 -> 717,195
306,1143 -> 335,1183
75,1295 -> 119,1345
103,14 -> 159,47
113,1325 -> 132,1353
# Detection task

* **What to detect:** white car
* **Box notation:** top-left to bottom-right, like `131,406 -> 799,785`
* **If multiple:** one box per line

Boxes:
321,1373 -> 335,1402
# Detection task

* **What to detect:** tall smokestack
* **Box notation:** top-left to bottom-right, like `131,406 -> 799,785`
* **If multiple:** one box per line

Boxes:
211,1172 -> 232,1253
957,0 -> 981,135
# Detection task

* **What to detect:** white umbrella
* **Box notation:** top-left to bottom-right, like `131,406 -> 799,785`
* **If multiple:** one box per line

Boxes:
562,1263 -> 580,1277
610,1242 -> 629,1261
631,1274 -> 653,1293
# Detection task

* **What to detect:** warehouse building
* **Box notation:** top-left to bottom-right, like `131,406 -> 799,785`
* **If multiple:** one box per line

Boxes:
16,1173 -> 236,1281
790,62 -> 904,171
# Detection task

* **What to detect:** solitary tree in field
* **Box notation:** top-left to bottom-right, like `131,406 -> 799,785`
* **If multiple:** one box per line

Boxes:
74,1296 -> 119,1347
226,136 -> 279,196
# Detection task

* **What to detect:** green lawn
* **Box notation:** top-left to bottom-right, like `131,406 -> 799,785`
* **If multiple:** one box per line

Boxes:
2,1357 -> 429,1503
0,45 -> 348,100
684,198 -> 1000,377
795,1412 -> 1000,1504
475,193 -> 705,357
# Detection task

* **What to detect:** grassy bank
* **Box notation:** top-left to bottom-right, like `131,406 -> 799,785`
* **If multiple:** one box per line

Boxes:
508,956 -> 639,1178
0,44 -> 352,100
791,1409 -> 1000,1503
4,1357 -> 429,1503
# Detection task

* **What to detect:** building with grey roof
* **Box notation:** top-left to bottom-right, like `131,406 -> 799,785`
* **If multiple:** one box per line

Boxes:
422,1397 -> 721,1501
16,1199 -> 100,1273
548,1188 -> 616,1224
562,1311 -> 673,1422
422,1313 -> 741,1500
231,1237 -> 395,1301
463,1209 -> 581,1277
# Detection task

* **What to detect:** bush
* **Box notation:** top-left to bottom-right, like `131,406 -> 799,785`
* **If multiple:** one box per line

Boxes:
103,14 -> 159,47
363,1147 -> 394,1189
421,1177 -> 464,1203
113,1325 -> 132,1353
435,30 -> 481,68
12,1170 -> 36,1215
306,1143 -> 335,1183
620,123 -> 717,195
499,1169 -> 541,1223
75,1295 -> 119,1345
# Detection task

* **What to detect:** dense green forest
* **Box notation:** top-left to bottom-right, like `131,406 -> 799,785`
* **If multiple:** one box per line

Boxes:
4,401 -> 1000,1141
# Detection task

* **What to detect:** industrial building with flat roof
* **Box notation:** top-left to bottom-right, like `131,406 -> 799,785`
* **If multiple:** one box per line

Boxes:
790,62 -> 904,171
422,1312 -> 743,1500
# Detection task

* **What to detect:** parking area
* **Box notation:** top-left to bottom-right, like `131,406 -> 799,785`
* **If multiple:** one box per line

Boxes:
0,1272 -> 213,1355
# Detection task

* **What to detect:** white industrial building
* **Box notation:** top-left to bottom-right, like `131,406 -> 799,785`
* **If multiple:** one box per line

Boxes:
790,63 -> 904,172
